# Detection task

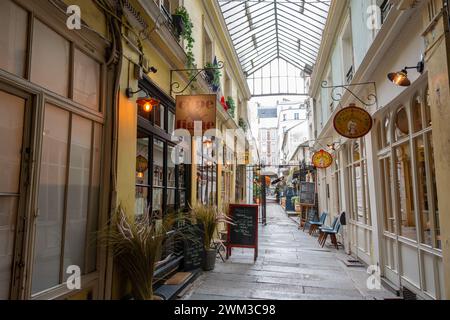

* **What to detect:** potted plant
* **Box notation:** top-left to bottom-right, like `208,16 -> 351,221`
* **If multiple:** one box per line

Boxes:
173,7 -> 196,77
291,196 -> 302,213
238,118 -> 247,132
99,206 -> 176,300
190,203 -> 232,271
226,96 -> 236,118
204,61 -> 221,92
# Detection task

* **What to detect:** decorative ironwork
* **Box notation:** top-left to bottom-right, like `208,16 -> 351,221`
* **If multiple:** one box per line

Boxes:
170,61 -> 225,96
321,81 -> 379,108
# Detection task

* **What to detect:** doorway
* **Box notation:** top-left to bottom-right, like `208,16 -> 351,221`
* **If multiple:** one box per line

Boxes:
0,85 -> 33,299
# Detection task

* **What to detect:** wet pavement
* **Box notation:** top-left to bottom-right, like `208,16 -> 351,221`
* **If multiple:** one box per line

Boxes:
181,203 -> 397,300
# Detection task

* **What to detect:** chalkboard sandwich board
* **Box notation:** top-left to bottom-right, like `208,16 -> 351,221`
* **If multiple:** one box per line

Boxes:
299,182 -> 316,206
182,223 -> 204,271
227,204 -> 259,262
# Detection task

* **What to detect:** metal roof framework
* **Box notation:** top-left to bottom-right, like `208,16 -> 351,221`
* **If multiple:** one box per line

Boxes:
218,0 -> 330,96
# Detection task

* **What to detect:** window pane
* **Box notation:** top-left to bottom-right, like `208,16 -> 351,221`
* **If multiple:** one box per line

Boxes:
0,0 -> 28,77
31,20 -> 69,97
395,143 -> 416,241
179,164 -> 186,189
63,115 -> 92,280
428,133 -> 440,248
395,107 -> 409,140
381,158 -> 395,233
384,116 -> 391,146
136,133 -> 149,186
32,104 -> 70,294
155,104 -> 165,130
167,189 -> 175,213
152,188 -> 163,219
179,191 -> 186,209
135,186 -> 149,217
415,136 -> 431,245
412,96 -> 423,133
0,197 -> 18,299
153,139 -> 164,187
168,146 -> 175,188
354,163 -> 364,222
73,49 -> 101,111
86,123 -> 102,273
168,111 -> 175,135
425,87 -> 432,128
0,90 -> 25,194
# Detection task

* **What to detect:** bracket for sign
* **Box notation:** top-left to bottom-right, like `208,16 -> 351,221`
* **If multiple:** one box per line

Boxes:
169,61 -> 225,96
321,81 -> 379,108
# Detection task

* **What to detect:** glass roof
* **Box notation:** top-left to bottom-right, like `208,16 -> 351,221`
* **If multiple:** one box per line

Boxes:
219,0 -> 330,95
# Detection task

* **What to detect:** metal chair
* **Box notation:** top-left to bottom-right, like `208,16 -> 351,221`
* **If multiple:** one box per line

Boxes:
318,216 -> 342,249
308,212 -> 328,236
302,209 -> 318,232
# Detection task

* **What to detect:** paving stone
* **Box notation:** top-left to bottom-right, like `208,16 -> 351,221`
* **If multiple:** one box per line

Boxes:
180,203 -> 395,301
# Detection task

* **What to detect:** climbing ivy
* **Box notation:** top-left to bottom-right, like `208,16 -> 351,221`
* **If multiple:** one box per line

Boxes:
174,6 -> 196,76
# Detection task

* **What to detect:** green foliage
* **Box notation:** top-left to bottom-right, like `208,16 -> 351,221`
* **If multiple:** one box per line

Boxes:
291,196 -> 300,206
98,206 -> 178,300
205,62 -> 222,88
174,7 -> 196,76
226,96 -> 236,118
190,203 -> 232,250
239,118 -> 247,132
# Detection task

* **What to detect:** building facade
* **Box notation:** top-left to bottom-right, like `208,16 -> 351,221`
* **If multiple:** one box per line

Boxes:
309,0 -> 450,299
0,0 -> 252,300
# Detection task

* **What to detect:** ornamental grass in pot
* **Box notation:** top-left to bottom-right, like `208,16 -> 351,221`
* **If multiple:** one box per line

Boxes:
190,203 -> 232,271
99,206 -> 177,300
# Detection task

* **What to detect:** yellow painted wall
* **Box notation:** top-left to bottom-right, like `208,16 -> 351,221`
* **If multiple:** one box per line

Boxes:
62,0 -> 108,38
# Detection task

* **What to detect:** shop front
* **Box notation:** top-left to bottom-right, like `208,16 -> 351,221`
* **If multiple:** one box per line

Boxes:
135,78 -> 189,217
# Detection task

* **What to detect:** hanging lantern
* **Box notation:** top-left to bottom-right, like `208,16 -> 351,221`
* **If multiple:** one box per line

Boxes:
137,97 -> 159,113
333,103 -> 373,139
136,155 -> 148,178
312,149 -> 333,169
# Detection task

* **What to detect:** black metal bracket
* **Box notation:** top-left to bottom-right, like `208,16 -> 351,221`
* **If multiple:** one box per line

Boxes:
321,81 -> 379,108
169,61 -> 224,96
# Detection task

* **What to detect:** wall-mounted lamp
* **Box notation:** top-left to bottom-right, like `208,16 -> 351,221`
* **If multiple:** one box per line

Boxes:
388,59 -> 424,87
137,97 -> 159,113
126,87 -> 160,113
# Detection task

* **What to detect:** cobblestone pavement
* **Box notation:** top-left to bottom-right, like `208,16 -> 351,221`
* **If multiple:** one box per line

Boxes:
181,203 -> 397,300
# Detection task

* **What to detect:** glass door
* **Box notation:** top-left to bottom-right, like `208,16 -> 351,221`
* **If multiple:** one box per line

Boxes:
0,87 -> 31,299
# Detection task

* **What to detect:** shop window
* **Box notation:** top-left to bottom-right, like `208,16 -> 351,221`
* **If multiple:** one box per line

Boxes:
380,157 -> 395,233
412,95 -> 423,133
32,104 -> 101,294
0,90 -> 26,299
136,133 -> 150,217
384,115 -> 391,146
428,133 -> 440,249
395,106 -> 409,141
31,19 -> 70,97
168,111 -> 175,135
73,49 -> 101,112
395,143 -> 416,241
0,0 -> 28,77
415,136 -> 431,245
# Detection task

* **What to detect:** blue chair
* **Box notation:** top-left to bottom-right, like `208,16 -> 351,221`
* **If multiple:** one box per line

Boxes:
319,216 -> 342,249
302,209 -> 318,231
308,212 -> 328,235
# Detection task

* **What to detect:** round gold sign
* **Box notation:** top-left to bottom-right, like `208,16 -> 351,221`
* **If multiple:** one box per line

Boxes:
333,104 -> 373,139
312,150 -> 333,169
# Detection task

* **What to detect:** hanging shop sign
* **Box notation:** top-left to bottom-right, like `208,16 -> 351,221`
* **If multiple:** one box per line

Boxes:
333,103 -> 373,139
312,149 -> 333,169
176,94 -> 217,135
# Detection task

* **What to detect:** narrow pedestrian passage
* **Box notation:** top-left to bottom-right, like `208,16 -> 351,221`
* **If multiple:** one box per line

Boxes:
181,204 -> 396,300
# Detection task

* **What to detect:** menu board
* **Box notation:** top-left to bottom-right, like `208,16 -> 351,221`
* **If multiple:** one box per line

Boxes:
183,224 -> 204,271
227,204 -> 258,261
299,182 -> 316,206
